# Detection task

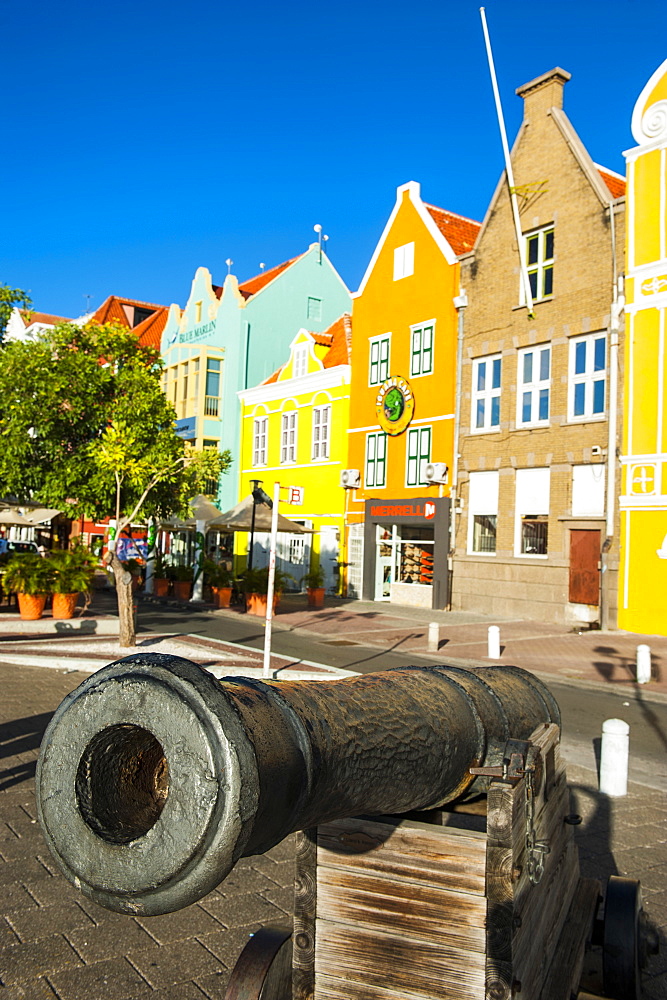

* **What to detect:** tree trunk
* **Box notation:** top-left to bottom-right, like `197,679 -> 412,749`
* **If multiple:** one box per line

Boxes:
107,551 -> 136,647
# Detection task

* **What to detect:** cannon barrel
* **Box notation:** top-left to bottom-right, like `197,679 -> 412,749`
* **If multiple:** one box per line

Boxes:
36,653 -> 559,916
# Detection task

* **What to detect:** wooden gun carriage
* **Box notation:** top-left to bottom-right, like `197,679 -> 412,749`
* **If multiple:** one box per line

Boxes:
35,654 -> 655,1000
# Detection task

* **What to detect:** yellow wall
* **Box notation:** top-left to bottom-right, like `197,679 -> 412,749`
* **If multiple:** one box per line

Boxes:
347,184 -> 461,522
619,58 -> 667,634
237,329 -> 350,587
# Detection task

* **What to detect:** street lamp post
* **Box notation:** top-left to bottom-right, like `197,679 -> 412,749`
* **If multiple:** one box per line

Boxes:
248,480 -> 273,571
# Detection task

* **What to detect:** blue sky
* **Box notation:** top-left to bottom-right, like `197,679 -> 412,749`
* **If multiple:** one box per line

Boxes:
1,0 -> 664,317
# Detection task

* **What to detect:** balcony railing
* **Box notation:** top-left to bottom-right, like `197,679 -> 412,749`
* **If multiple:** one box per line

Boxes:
204,396 -> 219,417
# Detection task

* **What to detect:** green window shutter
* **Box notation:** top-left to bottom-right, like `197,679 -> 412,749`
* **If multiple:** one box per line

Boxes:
411,329 -> 422,376
422,326 -> 433,374
376,433 -> 387,486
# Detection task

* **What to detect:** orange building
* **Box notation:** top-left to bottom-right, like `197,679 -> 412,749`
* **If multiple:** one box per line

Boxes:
345,181 -> 479,608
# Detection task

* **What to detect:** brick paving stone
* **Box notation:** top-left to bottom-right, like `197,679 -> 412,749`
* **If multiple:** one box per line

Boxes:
129,938 -> 223,990
0,975 -> 58,998
0,858 -> 55,889
260,885 -> 294,915
6,902 -> 94,943
48,956 -> 151,1000
0,933 -> 81,985
135,903 -> 223,945
199,893 -> 287,929
66,919 -> 157,964
215,867 -> 283,897
1,884 -> 38,914
130,984 -> 208,1000
0,924 -> 20,951
196,967 -> 232,998
25,876 -> 85,909
196,927 -> 260,969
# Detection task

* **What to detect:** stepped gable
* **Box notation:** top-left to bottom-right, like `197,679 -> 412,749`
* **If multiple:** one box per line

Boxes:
424,204 -> 481,255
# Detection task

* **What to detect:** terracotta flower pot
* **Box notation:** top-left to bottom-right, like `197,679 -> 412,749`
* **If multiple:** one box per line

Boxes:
211,586 -> 232,609
307,587 -> 325,609
17,593 -> 47,621
246,592 -> 279,617
154,578 -> 169,598
173,580 -> 191,601
52,593 -> 79,620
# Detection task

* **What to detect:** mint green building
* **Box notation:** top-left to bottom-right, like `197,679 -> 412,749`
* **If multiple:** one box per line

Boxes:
161,243 -> 351,508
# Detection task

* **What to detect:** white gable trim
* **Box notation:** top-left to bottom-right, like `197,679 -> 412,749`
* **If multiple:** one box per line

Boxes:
353,181 -> 457,298
631,57 -> 667,147
238,365 -> 351,405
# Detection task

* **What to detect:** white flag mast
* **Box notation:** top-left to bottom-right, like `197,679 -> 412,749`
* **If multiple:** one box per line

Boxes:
480,7 -> 535,319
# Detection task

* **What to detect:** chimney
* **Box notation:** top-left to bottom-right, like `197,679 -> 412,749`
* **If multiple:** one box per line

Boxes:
516,67 -> 571,120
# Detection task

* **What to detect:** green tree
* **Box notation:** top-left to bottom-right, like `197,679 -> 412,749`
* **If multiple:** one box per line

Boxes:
0,284 -> 32,342
0,321 -> 230,644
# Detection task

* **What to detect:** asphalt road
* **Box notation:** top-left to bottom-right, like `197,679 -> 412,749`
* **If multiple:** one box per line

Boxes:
137,603 -> 667,792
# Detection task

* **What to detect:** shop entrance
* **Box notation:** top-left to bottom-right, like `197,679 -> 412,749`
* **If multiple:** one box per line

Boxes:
375,525 -> 396,600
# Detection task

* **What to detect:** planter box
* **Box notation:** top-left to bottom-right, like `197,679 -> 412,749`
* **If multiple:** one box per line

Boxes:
173,581 -> 192,601
246,593 -> 279,617
211,586 -> 232,609
52,593 -> 79,620
154,578 -> 169,598
17,593 -> 47,620
307,587 -> 325,609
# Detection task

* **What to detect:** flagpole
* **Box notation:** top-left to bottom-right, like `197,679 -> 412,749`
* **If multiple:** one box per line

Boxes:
263,481 -> 281,678
479,6 -> 535,318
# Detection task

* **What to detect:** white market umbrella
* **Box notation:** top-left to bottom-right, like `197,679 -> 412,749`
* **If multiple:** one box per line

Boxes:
210,495 -> 314,534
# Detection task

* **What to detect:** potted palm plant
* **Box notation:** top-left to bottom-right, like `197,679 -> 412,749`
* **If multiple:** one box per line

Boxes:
168,564 -> 194,601
242,566 -> 291,617
49,545 -> 97,619
203,559 -> 233,608
2,554 -> 54,620
301,565 -> 326,608
152,551 -> 170,598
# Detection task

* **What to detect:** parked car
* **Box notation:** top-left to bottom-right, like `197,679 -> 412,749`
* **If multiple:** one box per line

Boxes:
0,539 -> 39,555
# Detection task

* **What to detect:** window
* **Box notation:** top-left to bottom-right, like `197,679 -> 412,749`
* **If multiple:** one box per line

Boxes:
393,242 -> 414,280
195,301 -> 202,324
253,417 -> 267,466
307,297 -> 322,321
205,358 -> 221,416
569,333 -> 606,420
515,468 -> 550,557
312,405 -> 330,459
572,465 -> 605,516
369,335 -> 390,386
406,427 -> 431,486
522,226 -> 554,302
410,323 -> 434,377
281,411 -> 297,463
182,362 -> 189,402
468,471 -> 499,554
193,358 -> 200,398
471,355 -> 501,432
517,345 -> 550,426
365,432 -> 387,487
293,346 -> 308,379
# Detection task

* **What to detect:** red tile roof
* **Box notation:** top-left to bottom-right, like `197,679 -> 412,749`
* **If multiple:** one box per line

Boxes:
92,296 -> 165,327
20,310 -> 71,327
596,165 -> 626,199
132,307 -> 169,349
322,313 -> 352,369
238,256 -> 302,300
425,204 -> 481,255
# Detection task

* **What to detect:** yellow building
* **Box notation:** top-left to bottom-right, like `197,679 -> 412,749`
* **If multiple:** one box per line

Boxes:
619,58 -> 667,635
237,315 -> 352,591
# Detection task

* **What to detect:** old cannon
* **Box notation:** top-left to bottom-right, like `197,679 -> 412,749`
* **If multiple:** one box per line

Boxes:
36,653 -> 655,1000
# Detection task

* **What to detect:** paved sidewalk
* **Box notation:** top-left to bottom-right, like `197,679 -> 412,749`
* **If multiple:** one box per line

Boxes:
0,660 -> 665,999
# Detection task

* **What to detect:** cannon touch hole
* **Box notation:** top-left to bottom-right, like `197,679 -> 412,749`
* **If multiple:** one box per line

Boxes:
75,724 -> 170,844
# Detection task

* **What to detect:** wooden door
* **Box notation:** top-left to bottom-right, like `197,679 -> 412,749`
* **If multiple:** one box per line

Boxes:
569,529 -> 600,604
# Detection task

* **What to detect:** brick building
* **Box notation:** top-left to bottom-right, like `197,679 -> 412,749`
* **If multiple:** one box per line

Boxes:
451,69 -> 626,627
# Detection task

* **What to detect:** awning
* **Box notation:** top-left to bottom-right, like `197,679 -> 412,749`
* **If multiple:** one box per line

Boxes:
209,495 -> 314,534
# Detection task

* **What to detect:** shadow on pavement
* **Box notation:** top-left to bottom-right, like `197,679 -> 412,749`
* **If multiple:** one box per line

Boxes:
0,711 -> 53,791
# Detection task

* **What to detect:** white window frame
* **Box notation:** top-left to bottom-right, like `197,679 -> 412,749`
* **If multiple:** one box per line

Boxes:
516,344 -> 551,427
369,334 -> 391,386
312,405 -> 331,460
365,432 -> 387,488
467,471 -> 499,555
410,322 -> 434,377
405,426 -> 431,487
572,465 -> 606,517
253,416 -> 268,467
281,411 -> 298,464
521,225 -> 554,304
471,354 -> 502,433
293,345 -> 308,379
393,242 -> 414,281
568,333 -> 607,422
514,467 -> 550,558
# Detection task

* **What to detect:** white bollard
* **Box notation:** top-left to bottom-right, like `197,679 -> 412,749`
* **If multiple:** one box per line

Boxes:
427,622 -> 439,652
599,718 -> 629,797
636,644 -> 651,684
487,625 -> 501,659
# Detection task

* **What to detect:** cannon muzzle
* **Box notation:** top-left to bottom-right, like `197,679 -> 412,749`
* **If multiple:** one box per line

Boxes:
36,654 -> 559,916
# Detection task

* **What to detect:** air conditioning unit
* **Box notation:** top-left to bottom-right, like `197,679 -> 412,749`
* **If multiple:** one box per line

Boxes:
424,462 -> 449,485
340,468 -> 361,489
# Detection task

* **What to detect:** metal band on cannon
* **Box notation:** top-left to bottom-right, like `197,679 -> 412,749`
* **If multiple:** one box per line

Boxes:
36,653 -> 558,915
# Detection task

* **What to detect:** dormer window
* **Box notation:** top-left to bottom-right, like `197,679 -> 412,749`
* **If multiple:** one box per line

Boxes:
293,346 -> 308,378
